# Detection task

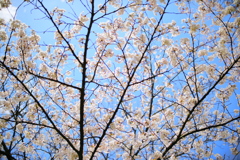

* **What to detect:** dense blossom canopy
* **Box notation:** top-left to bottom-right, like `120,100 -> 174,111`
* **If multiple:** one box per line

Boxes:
0,0 -> 239,159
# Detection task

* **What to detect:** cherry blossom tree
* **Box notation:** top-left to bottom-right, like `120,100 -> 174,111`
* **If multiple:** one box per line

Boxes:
0,0 -> 239,159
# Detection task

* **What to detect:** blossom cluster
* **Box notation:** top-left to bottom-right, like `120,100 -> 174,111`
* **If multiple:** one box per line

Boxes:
0,0 -> 239,159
